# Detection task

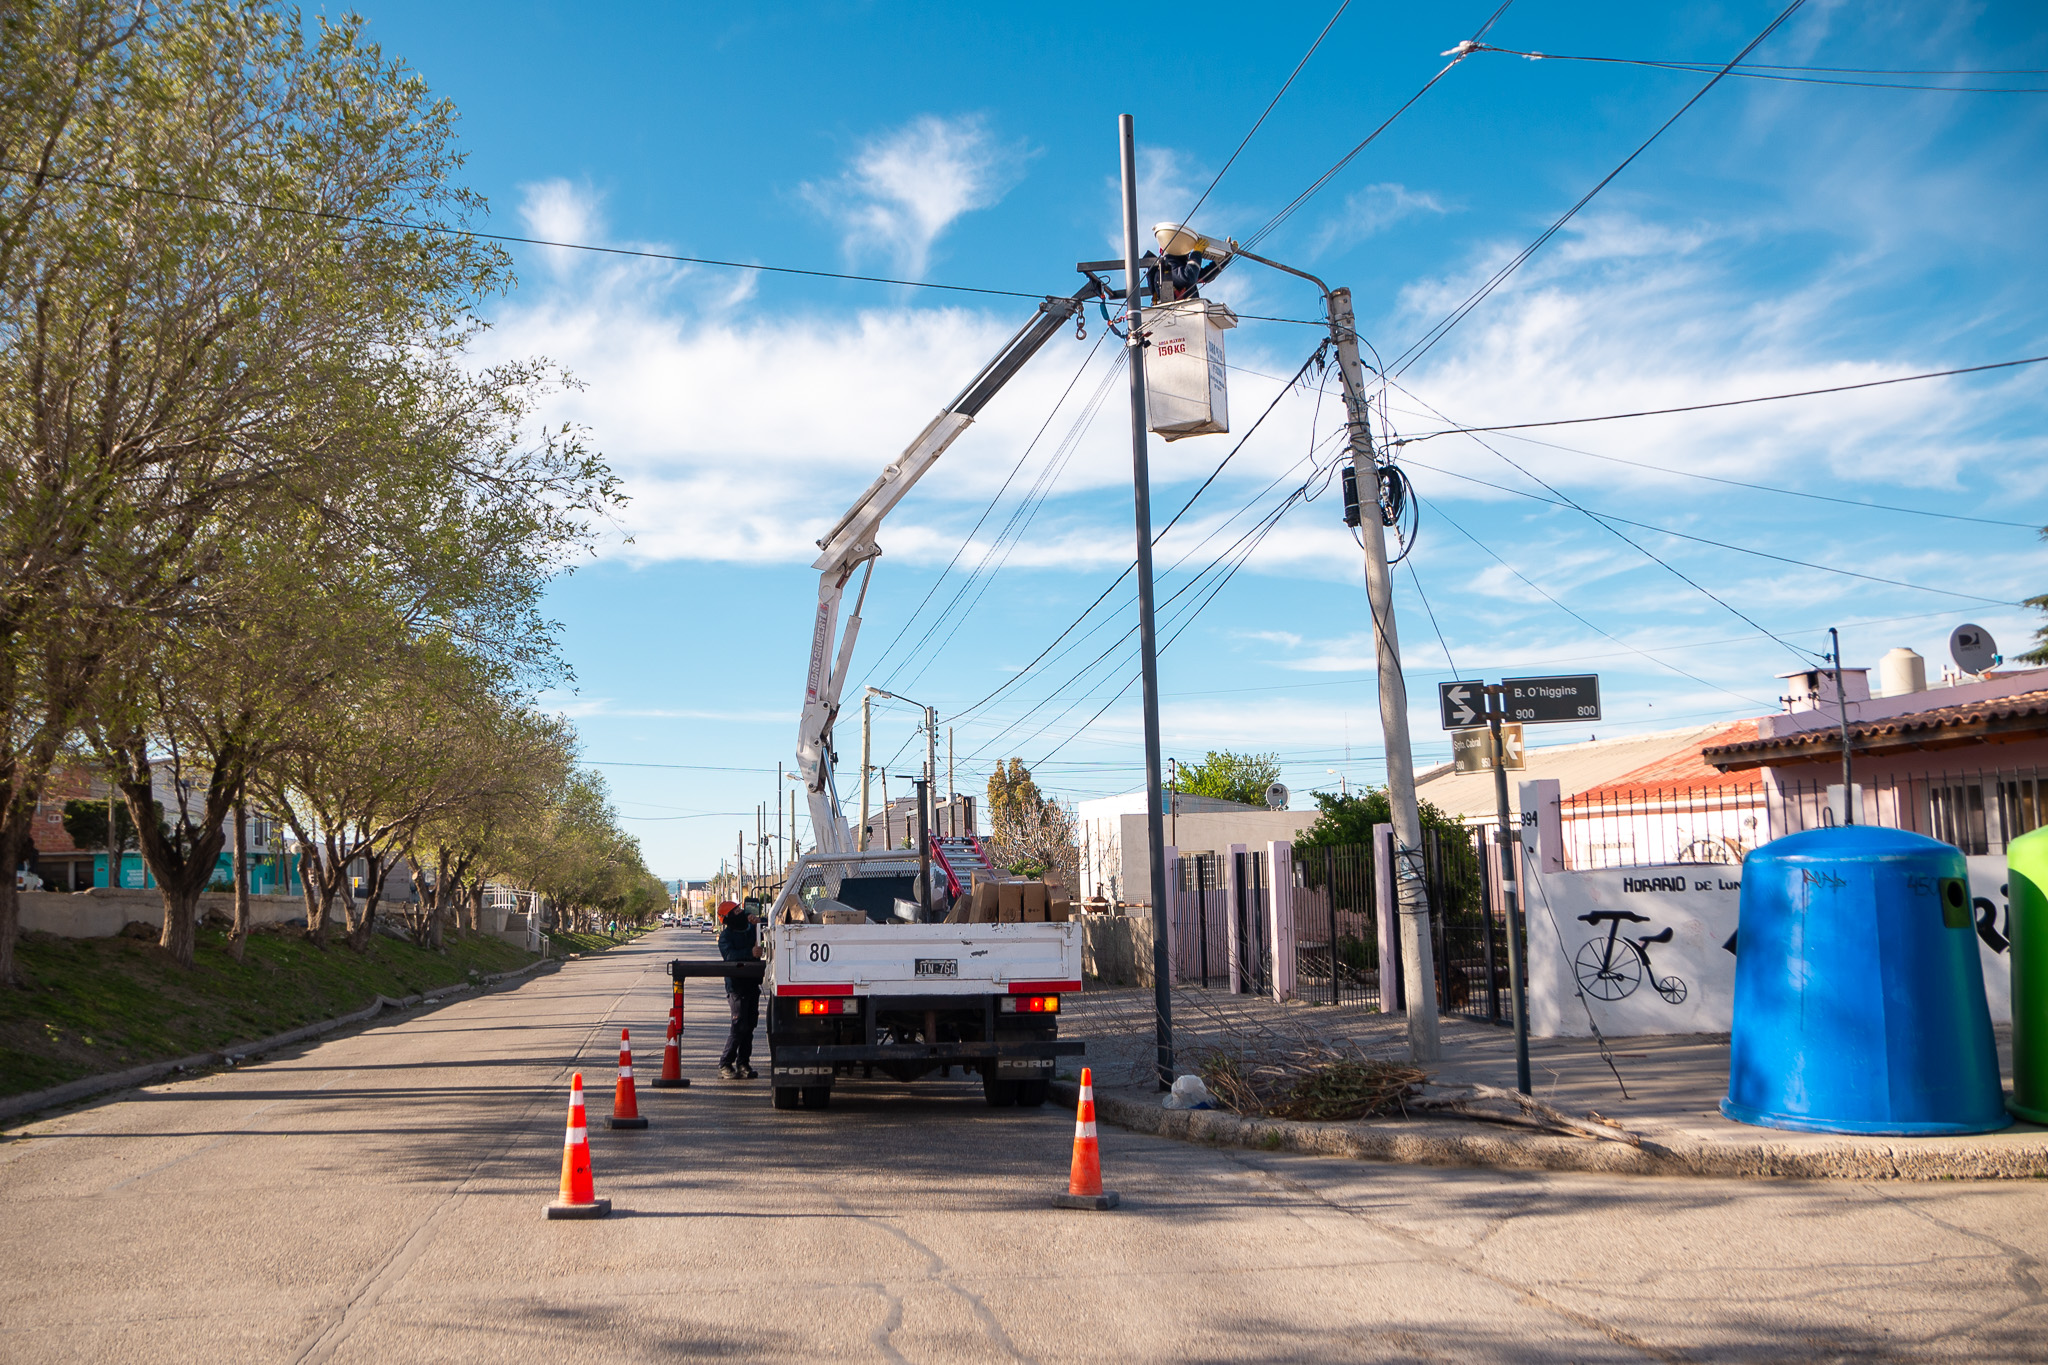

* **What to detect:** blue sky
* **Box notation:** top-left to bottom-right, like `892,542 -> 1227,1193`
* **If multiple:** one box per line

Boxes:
357,1 -> 2048,880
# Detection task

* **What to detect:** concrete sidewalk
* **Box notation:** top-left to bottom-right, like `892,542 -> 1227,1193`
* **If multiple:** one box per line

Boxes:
1058,987 -> 2048,1180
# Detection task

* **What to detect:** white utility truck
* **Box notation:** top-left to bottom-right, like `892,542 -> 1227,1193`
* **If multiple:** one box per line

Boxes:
756,281 -> 1106,1111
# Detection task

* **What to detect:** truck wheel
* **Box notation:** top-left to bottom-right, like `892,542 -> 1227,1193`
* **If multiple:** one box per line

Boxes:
1013,1079 -> 1050,1108
772,1086 -> 802,1110
800,1085 -> 832,1110
982,1075 -> 1018,1107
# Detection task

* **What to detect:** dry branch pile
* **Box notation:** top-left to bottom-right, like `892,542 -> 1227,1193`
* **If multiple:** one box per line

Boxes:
1196,1043 -> 1425,1122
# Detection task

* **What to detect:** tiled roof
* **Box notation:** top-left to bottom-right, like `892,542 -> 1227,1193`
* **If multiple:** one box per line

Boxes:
1576,720 -> 1762,799
1415,722 -> 1750,821
1703,688 -> 2048,770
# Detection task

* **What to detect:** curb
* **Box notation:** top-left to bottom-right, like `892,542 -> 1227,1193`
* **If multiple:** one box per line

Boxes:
0,955 -> 559,1127
1048,1080 -> 2048,1182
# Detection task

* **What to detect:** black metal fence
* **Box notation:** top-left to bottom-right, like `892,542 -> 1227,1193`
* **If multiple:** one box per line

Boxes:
1172,852 -> 1230,987
1290,842 -> 1383,1011
1232,849 -> 1271,996
1556,765 -> 2048,870
1424,826 -> 1512,1024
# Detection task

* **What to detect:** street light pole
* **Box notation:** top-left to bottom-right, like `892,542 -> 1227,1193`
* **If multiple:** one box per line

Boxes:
1119,113 -> 1176,1092
859,690 -> 872,851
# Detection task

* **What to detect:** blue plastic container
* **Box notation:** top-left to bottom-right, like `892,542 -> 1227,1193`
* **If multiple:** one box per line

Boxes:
1722,825 -> 2009,1135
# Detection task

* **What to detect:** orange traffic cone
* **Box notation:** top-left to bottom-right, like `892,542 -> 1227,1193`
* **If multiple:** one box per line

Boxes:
544,1073 -> 611,1219
652,988 -> 689,1089
609,1029 -> 649,1129
1052,1067 -> 1119,1210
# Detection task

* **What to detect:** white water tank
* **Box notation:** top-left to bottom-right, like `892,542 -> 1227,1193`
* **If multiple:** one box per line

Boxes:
1879,647 -> 1927,697
1144,298 -> 1236,440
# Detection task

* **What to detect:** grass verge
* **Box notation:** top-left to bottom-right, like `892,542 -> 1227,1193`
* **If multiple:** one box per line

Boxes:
0,923 -> 539,1099
547,927 -> 650,955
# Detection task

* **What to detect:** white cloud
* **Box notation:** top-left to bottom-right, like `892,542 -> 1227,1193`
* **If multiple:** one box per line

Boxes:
1311,182 -> 1449,254
802,114 -> 1022,278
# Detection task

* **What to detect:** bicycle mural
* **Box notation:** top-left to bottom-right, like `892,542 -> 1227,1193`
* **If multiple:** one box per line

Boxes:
1572,910 -> 1688,1005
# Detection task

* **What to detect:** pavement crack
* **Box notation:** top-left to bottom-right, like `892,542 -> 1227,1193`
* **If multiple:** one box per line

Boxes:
864,1281 -> 909,1364
1226,1153 -> 1682,1363
835,1196 -> 1036,1364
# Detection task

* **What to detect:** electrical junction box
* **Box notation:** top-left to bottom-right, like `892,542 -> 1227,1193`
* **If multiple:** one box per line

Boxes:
1144,298 -> 1237,440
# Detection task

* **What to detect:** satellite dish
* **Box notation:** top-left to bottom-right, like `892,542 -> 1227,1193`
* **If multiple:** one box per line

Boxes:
1264,781 -> 1289,810
1949,624 -> 2001,675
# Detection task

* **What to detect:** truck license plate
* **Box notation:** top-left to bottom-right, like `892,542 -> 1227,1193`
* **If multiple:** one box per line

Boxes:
914,959 -> 958,978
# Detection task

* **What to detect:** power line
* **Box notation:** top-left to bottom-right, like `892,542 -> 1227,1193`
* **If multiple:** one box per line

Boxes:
1390,0 -> 1812,375
1417,494 -> 1779,709
1482,428 -> 2043,529
1388,381 -> 1821,662
861,331 -> 1112,682
947,347 -> 1329,725
0,162 -> 1048,301
1176,0 -> 1353,231
1404,457 -> 2021,607
1475,45 -> 2048,93
1239,3 -> 1514,252
1393,354 -> 2048,443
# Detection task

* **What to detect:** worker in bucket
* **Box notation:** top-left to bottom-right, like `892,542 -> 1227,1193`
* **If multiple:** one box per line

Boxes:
716,901 -> 762,1079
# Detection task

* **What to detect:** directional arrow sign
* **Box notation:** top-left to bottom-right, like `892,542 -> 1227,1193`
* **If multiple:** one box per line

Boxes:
1501,674 -> 1602,725
1451,723 -> 1526,772
1438,680 -> 1484,731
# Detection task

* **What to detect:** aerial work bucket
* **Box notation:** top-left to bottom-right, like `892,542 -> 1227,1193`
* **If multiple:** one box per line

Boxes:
1722,825 -> 2008,1135
1143,298 -> 1236,440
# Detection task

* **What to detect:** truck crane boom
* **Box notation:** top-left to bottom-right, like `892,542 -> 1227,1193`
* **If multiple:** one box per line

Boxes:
797,281 -> 1098,855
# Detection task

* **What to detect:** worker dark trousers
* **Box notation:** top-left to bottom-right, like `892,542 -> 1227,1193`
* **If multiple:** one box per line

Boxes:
720,990 -> 759,1070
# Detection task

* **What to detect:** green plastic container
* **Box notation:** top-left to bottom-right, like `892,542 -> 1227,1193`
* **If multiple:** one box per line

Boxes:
2010,825 -> 2048,1124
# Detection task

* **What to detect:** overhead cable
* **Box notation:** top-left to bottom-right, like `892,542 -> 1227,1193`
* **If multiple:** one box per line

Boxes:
1404,458 -> 2021,607
1390,0 -> 1812,375
1239,2 -> 1515,252
1394,354 -> 2048,443
1474,45 -> 2048,93
0,162 -> 1048,300
1176,0 -> 1353,231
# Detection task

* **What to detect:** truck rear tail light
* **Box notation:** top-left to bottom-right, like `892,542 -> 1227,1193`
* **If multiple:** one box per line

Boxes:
796,997 -> 858,1015
1000,995 -> 1059,1014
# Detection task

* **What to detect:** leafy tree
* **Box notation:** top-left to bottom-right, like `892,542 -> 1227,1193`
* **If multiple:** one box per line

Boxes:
0,1 -> 614,974
985,758 -> 1077,889
60,796 -> 163,858
1177,750 -> 1282,807
1290,786 -> 1462,852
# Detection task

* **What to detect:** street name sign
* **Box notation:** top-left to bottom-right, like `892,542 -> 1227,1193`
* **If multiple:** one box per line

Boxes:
1501,674 -> 1602,725
1451,724 -> 1525,773
1438,680 -> 1483,730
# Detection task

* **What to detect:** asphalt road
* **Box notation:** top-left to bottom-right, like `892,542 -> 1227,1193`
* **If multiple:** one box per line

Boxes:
3,926 -> 2045,1363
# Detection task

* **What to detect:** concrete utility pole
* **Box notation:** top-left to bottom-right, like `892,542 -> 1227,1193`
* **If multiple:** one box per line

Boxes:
1152,216 -> 1442,1060
859,691 -> 872,851
1118,113 -> 1176,1093
1327,286 -> 1441,1062
947,726 -> 955,835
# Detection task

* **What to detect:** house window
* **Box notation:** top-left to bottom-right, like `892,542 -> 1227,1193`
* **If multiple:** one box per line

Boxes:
2001,779 -> 2044,842
1928,783 -> 1989,856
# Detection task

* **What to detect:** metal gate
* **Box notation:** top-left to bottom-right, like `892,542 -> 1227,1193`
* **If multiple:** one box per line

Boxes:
1423,825 -> 1509,1022
1232,849 -> 1271,996
1290,842 -> 1383,1010
1173,852 -> 1230,986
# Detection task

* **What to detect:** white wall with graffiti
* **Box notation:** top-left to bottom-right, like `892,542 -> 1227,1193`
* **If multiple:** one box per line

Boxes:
1518,780 -> 2016,1038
